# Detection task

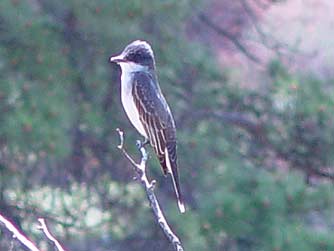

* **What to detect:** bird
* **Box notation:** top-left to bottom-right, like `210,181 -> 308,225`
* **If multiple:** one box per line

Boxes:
109,40 -> 185,213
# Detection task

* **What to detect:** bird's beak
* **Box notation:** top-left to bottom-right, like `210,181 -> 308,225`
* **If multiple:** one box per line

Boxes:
109,54 -> 127,64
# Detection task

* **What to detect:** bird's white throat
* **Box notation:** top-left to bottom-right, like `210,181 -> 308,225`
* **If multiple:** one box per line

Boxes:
119,62 -> 148,138
119,61 -> 148,74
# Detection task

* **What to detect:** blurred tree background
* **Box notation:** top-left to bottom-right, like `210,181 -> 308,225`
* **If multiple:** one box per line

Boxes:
0,0 -> 334,250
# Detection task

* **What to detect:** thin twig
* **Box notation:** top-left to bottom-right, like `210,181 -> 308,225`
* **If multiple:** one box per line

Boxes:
250,0 -> 271,10
199,110 -> 334,181
116,128 -> 140,168
0,213 -> 67,251
239,0 -> 290,56
116,128 -> 184,251
38,218 -> 67,251
198,12 -> 261,64
0,213 -> 41,251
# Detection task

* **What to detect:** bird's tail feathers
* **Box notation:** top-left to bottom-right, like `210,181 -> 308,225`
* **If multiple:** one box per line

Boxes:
165,145 -> 185,213
170,172 -> 186,213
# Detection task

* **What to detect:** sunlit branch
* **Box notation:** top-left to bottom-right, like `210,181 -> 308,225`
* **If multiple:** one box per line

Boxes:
116,128 -> 184,251
0,214 -> 67,251
0,213 -> 41,251
37,218 -> 67,251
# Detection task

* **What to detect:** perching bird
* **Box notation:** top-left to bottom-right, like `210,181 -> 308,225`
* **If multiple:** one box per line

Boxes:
109,40 -> 185,213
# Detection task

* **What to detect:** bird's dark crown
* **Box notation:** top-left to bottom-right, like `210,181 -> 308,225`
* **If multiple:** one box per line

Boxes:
122,40 -> 155,68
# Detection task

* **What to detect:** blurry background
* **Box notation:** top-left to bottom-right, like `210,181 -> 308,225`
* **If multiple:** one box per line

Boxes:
0,0 -> 334,250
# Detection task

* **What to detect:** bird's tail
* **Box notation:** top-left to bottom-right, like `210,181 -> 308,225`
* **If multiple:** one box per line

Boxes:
165,143 -> 185,213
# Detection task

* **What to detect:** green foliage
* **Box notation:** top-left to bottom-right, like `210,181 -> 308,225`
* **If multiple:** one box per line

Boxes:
198,159 -> 334,251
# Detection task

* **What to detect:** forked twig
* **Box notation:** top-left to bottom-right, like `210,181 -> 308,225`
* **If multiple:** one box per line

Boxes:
38,218 -> 67,251
0,214 -> 66,251
0,214 -> 40,251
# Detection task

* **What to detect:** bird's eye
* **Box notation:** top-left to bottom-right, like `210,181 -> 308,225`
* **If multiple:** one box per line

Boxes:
133,53 -> 141,63
125,49 -> 151,65
132,52 -> 146,63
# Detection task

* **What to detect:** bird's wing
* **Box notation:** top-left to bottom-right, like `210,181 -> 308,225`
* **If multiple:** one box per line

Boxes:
132,71 -> 184,213
132,71 -> 174,175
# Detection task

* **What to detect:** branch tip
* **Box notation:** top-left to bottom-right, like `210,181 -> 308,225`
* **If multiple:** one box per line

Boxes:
116,128 -> 124,149
38,218 -> 66,251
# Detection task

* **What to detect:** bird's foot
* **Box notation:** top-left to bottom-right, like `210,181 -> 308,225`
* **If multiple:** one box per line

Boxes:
142,138 -> 150,146
136,138 -> 150,149
136,140 -> 142,149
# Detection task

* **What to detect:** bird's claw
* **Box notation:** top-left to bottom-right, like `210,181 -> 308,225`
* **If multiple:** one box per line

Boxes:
136,140 -> 142,149
136,139 -> 149,149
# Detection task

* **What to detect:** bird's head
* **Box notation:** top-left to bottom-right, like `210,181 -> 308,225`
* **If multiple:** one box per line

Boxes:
109,40 -> 155,70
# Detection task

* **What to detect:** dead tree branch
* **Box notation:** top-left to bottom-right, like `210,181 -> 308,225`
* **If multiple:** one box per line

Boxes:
239,0 -> 292,56
116,128 -> 184,251
198,12 -> 261,64
0,213 -> 40,251
0,214 -> 66,251
250,0 -> 272,9
37,218 -> 67,251
198,110 -> 334,181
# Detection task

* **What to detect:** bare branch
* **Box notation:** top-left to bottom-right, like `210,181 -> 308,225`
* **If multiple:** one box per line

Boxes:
116,128 -> 184,251
239,0 -> 291,55
196,110 -> 267,143
116,128 -> 141,168
0,213 -> 41,251
198,12 -> 262,64
199,110 -> 334,181
250,0 -> 272,10
0,213 -> 68,251
37,218 -> 67,251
